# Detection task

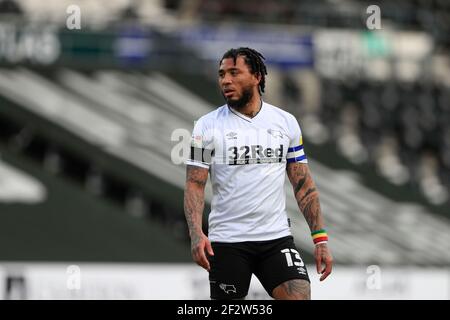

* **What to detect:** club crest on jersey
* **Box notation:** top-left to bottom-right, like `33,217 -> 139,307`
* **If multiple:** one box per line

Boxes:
228,145 -> 284,165
267,129 -> 284,139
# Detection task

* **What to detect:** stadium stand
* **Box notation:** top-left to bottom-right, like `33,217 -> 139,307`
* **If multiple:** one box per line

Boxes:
0,0 -> 449,299
1,66 -> 449,266
0,145 -> 191,262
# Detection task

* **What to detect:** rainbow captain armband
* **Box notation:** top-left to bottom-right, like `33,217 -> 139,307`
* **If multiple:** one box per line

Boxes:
311,229 -> 328,245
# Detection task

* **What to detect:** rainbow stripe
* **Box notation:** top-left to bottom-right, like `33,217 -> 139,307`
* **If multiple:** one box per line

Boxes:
311,229 -> 328,245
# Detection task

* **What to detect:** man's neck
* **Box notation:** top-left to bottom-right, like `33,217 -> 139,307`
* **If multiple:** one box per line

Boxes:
232,96 -> 262,118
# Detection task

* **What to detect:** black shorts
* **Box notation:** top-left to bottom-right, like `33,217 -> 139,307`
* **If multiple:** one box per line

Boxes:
208,235 -> 310,299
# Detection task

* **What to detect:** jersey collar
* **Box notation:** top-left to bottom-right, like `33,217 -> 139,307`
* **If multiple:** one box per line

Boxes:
228,100 -> 264,123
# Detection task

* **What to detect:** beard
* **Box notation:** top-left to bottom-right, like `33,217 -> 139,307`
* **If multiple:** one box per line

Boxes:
223,86 -> 253,111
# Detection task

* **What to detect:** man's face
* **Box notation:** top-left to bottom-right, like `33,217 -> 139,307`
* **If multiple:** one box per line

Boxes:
218,56 -> 260,109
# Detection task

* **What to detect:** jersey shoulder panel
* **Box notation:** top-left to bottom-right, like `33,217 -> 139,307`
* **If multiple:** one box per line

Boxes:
198,104 -> 228,124
263,102 -> 296,120
263,103 -> 300,134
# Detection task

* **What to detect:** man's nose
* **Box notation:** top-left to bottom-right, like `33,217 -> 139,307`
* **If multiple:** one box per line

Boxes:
221,73 -> 232,85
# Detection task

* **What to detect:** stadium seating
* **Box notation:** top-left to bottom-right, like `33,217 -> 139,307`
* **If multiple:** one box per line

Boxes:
1,67 -> 449,266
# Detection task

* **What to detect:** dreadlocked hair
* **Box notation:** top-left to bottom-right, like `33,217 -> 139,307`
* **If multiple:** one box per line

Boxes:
220,47 -> 268,94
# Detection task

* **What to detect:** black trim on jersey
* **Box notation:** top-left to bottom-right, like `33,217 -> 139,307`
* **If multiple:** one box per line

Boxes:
228,107 -> 251,122
190,146 -> 214,164
227,100 -> 263,122
253,99 -> 263,118
228,157 -> 284,165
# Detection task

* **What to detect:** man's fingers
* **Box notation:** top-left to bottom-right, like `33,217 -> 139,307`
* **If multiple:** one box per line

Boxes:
198,255 -> 210,271
321,262 -> 327,274
315,255 -> 322,274
319,269 -> 330,281
205,240 -> 214,257
319,260 -> 333,281
193,244 -> 211,271
193,251 -> 208,270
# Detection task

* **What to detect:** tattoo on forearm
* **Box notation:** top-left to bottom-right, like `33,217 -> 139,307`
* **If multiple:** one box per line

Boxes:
301,196 -> 321,231
303,187 -> 316,199
184,189 -> 204,235
184,166 -> 208,242
294,175 -> 307,196
287,163 -> 324,232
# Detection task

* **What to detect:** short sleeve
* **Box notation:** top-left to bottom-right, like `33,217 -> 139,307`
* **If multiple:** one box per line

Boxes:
286,116 -> 308,164
185,117 -> 215,169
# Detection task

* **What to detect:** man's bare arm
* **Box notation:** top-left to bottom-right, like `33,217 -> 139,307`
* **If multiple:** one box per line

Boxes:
286,162 -> 333,281
286,162 -> 324,231
184,165 -> 213,271
184,165 -> 208,237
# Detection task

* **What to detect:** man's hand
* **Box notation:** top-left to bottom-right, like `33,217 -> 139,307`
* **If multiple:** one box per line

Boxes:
314,243 -> 333,281
191,232 -> 214,271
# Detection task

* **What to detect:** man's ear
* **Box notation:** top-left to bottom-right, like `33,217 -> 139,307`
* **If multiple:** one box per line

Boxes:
254,72 -> 262,84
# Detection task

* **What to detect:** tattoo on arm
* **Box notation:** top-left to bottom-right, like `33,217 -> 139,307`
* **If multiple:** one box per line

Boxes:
287,163 -> 324,232
293,175 -> 307,196
186,165 -> 208,187
184,165 -> 208,241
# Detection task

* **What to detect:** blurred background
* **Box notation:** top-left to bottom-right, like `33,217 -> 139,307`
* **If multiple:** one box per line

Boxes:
0,0 -> 449,299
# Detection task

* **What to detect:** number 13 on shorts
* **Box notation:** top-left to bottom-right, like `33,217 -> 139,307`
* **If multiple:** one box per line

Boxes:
281,248 -> 305,267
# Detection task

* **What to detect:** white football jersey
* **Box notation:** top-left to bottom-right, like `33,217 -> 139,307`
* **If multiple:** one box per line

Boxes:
186,101 -> 307,242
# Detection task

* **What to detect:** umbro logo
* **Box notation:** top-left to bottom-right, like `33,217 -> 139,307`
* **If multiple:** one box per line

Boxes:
226,132 -> 238,139
297,267 -> 307,275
